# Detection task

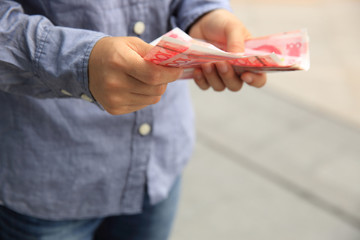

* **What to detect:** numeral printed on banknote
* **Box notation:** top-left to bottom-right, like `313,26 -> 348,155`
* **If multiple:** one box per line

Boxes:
144,28 -> 310,79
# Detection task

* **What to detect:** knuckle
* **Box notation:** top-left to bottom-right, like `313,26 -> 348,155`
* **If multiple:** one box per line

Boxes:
253,79 -> 267,88
150,96 -> 162,105
105,107 -> 122,115
213,85 -> 226,92
196,80 -> 210,90
127,36 -> 139,42
108,53 -> 123,69
229,86 -> 242,92
258,79 -> 267,88
153,84 -> 167,96
195,76 -> 208,88
104,79 -> 121,91
228,86 -> 238,92
128,36 -> 143,47
146,71 -> 162,85
228,82 -> 243,92
106,95 -> 122,108
200,85 -> 210,90
106,105 -> 133,115
170,68 -> 183,80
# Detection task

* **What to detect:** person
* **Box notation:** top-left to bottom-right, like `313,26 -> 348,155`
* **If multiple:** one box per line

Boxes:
0,0 -> 266,239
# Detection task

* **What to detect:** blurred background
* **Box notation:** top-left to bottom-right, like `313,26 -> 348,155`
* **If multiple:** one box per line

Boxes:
171,0 -> 360,239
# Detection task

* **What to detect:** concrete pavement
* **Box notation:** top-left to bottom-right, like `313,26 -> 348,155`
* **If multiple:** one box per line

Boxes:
171,0 -> 360,239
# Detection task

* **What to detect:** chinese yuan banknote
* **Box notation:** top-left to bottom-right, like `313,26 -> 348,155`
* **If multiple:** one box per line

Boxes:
144,28 -> 310,79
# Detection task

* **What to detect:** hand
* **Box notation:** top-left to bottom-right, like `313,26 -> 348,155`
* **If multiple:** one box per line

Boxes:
189,9 -> 267,91
88,37 -> 183,115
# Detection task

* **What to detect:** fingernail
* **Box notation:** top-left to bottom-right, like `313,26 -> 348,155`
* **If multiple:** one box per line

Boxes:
203,64 -> 212,74
242,75 -> 253,83
218,62 -> 228,74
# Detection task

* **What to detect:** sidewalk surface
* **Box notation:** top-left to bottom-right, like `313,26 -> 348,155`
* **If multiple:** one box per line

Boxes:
171,0 -> 360,239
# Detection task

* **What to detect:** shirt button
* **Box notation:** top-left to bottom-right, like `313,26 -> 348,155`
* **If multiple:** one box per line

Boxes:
138,123 -> 151,136
61,89 -> 72,96
80,94 -> 93,103
133,21 -> 145,35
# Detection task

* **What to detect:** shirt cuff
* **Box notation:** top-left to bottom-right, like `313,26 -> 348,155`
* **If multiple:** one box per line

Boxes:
80,35 -> 107,109
35,22 -> 108,105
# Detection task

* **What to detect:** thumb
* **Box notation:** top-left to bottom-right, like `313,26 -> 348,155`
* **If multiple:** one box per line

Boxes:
225,24 -> 251,53
127,37 -> 154,57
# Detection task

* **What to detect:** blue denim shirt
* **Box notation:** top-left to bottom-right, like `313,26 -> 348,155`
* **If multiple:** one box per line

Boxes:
0,0 -> 231,220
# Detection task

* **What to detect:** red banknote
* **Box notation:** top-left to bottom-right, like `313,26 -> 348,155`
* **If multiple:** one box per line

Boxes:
144,28 -> 310,79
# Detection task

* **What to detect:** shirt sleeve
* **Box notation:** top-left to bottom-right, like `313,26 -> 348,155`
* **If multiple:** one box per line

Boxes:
170,0 -> 232,32
0,0 -> 108,101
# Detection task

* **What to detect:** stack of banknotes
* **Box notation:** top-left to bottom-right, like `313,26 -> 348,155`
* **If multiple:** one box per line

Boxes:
144,28 -> 310,79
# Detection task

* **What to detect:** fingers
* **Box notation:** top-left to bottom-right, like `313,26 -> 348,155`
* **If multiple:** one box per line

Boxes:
201,63 -> 225,91
193,68 -> 210,90
241,72 -> 267,88
106,92 -> 162,107
105,37 -> 183,86
127,61 -> 183,85
215,62 -> 243,91
101,88 -> 163,115
105,105 -> 149,115
123,38 -> 184,85
99,74 -> 168,112
88,36 -> 182,115
194,62 -> 266,91
225,20 -> 251,53
110,75 -> 168,96
126,37 -> 154,58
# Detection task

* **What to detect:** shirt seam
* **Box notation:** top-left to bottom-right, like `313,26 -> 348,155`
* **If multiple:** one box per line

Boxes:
33,24 -> 51,85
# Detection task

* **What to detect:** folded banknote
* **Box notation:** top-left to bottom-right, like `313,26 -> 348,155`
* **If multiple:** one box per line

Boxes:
144,28 -> 310,79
